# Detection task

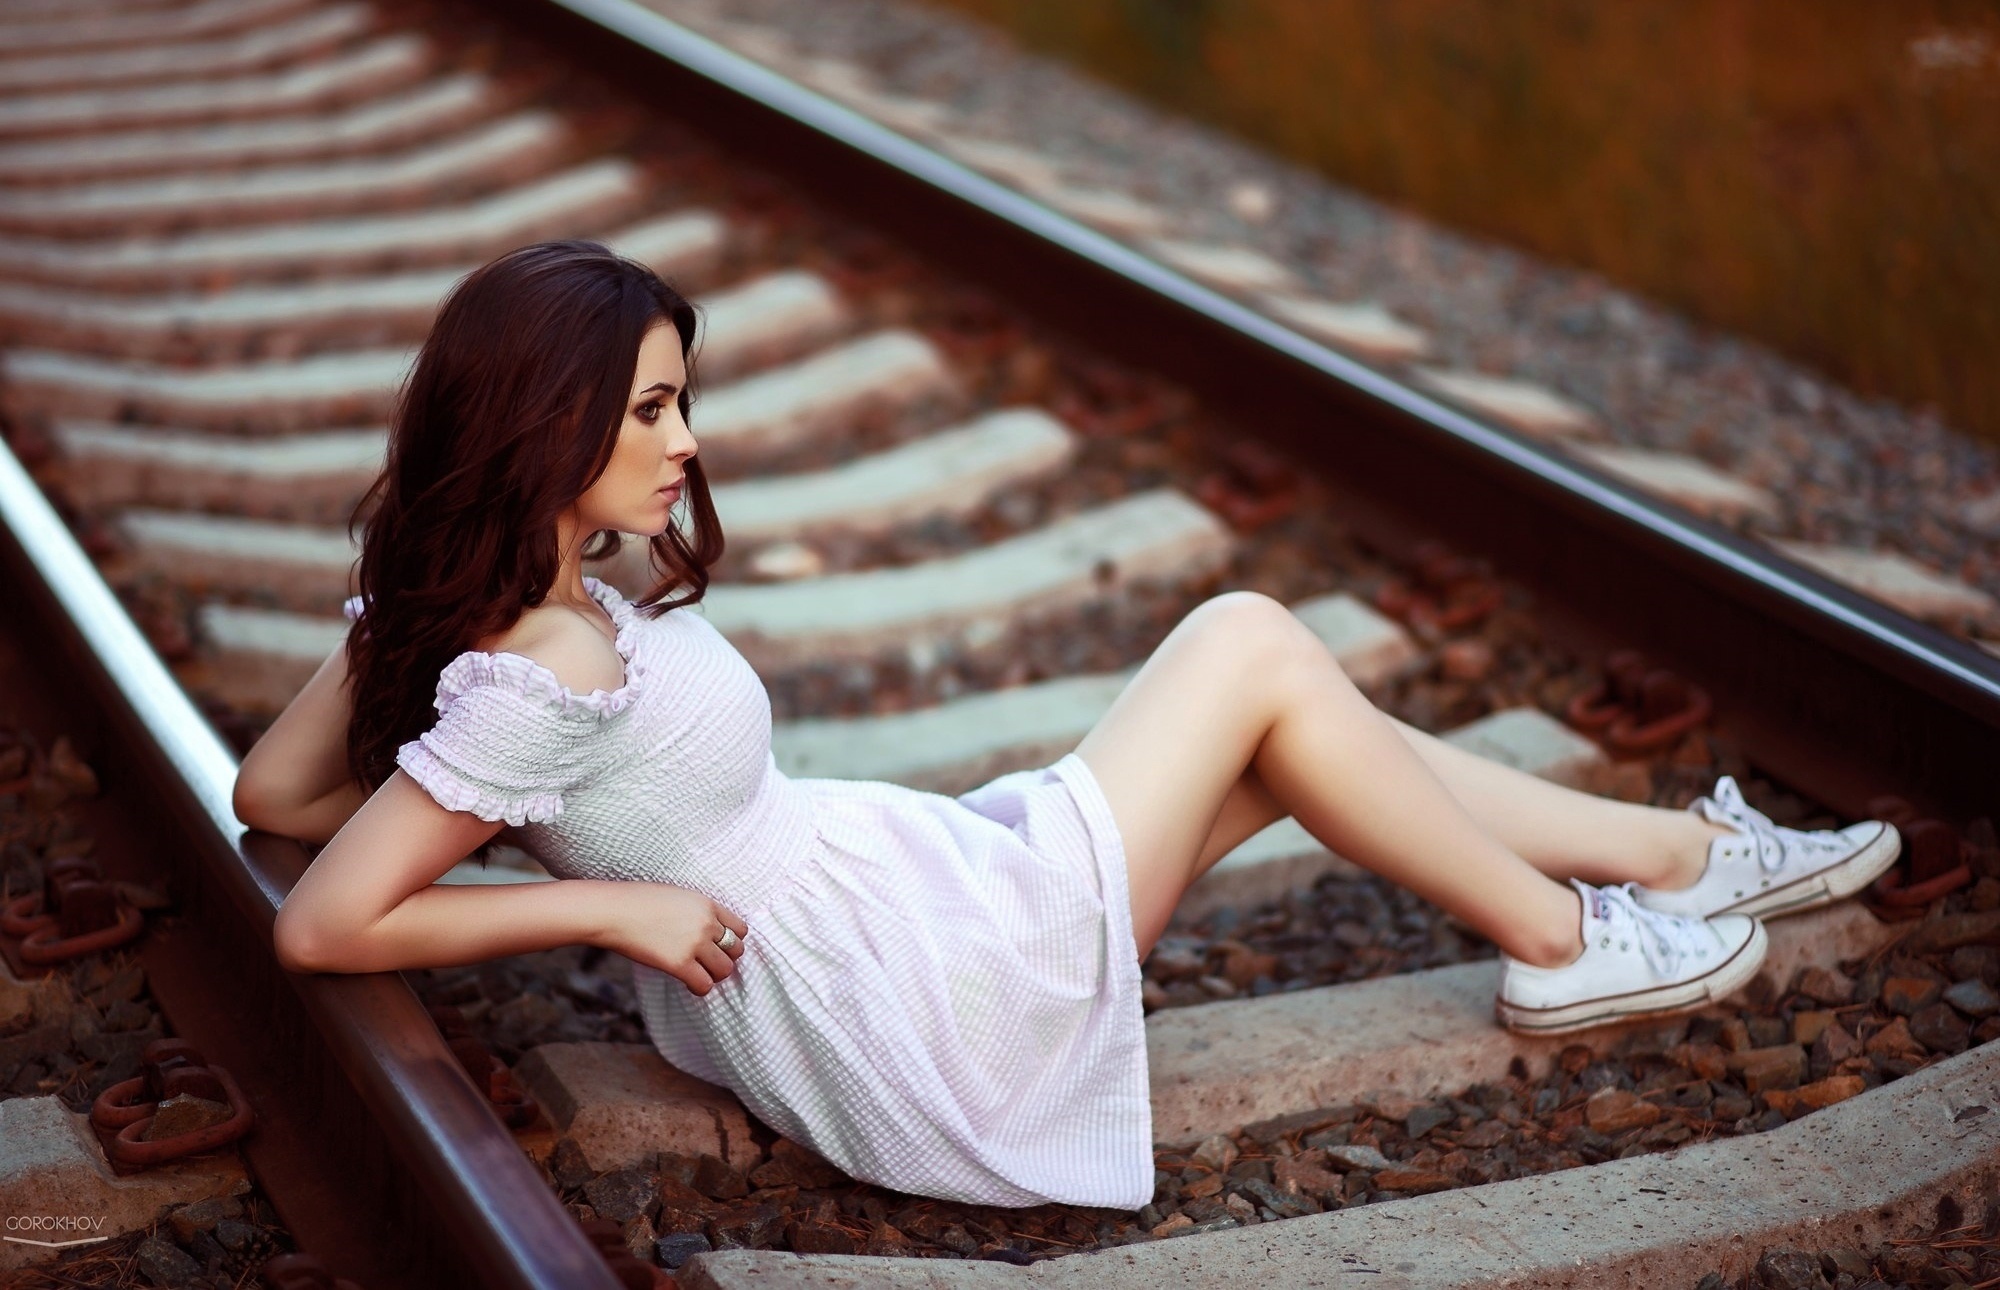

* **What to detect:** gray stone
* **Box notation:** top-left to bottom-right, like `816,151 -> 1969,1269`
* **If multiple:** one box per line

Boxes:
1910,1003 -> 1971,1055
134,1234 -> 201,1284
213,1216 -> 259,1251
1404,1105 -> 1453,1138
583,1167 -> 658,1224
1944,979 -> 2000,1019
546,1137 -> 593,1190
1188,1134 -> 1237,1173
656,1231 -> 713,1269
166,1195 -> 242,1245
1322,1144 -> 1393,1172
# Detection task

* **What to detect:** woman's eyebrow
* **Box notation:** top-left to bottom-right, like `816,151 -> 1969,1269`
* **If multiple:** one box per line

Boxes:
633,381 -> 678,398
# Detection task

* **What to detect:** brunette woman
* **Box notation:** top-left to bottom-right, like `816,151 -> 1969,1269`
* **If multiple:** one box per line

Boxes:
238,240 -> 1901,1209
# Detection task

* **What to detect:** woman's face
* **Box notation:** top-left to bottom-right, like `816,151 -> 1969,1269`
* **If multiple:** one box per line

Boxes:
572,320 -> 698,537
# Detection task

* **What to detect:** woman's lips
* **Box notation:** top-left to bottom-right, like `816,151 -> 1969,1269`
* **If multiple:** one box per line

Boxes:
659,483 -> 682,501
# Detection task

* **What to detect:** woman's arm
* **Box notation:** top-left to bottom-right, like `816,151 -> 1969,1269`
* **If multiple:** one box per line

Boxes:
273,770 -> 750,989
233,639 -> 371,843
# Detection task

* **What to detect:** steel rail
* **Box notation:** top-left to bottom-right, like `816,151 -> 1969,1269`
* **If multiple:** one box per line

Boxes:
487,0 -> 2000,823
0,437 -> 619,1290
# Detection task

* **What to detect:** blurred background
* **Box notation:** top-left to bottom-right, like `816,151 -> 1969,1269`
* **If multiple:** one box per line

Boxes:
925,0 -> 2000,441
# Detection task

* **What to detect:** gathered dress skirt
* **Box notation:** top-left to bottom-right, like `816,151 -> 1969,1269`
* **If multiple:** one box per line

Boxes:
627,751 -> 1155,1210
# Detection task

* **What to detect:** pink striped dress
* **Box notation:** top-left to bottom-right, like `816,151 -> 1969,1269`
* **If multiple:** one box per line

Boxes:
355,578 -> 1154,1208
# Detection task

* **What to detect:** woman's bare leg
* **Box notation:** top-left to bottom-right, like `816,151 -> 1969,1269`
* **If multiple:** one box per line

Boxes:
1182,720 -> 1728,895
1088,588 -> 1744,960
1078,592 -> 1588,964
1379,715 -> 1728,888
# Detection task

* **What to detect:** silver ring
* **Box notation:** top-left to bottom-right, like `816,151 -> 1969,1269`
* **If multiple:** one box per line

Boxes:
715,926 -> 740,952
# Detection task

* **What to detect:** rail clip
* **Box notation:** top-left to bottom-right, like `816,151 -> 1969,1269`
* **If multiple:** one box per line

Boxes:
0,854 -> 145,963
1864,798 -> 1985,917
1374,540 -> 1502,635
91,1038 -> 255,1170
1565,648 -> 1712,756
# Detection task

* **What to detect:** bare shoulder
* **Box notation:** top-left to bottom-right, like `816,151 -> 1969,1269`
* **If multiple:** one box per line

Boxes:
479,602 -> 626,695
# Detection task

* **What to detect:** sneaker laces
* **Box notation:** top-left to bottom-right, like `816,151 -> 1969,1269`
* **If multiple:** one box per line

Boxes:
1592,882 -> 1710,979
1694,775 -> 1841,875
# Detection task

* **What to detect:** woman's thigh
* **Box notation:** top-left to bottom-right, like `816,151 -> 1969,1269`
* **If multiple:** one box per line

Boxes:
1072,591 -> 1313,959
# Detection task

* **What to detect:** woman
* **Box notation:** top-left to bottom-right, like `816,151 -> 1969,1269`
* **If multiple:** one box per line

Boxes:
237,240 -> 1901,1211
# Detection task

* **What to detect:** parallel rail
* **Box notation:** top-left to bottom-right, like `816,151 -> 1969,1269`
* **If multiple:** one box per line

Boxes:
0,447 -> 615,1287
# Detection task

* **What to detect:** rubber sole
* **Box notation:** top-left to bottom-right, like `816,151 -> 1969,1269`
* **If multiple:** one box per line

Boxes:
1494,917 -> 1770,1037
1717,821 -> 1902,920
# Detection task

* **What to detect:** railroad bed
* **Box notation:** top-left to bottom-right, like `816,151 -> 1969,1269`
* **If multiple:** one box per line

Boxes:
1,0 -> 1998,1286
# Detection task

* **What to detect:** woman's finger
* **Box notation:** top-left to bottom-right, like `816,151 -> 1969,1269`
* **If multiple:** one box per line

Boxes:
716,906 -> 749,939
678,962 -> 717,996
713,920 -> 746,960
693,940 -> 735,982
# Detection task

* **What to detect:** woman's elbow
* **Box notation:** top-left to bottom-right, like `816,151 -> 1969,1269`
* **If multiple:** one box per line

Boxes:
233,762 -> 297,836
232,777 -> 270,834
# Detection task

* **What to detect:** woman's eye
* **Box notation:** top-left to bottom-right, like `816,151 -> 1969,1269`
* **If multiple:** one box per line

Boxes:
637,402 -> 660,423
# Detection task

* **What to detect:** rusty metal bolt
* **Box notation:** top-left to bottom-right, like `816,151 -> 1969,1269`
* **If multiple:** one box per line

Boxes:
1870,817 -> 1972,909
93,1038 -> 255,1170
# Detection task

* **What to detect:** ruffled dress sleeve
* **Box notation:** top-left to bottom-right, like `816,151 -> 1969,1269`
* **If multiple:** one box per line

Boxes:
394,653 -> 629,828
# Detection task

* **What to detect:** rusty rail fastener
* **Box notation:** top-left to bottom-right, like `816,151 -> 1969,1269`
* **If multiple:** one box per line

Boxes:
1865,797 -> 1979,916
91,1038 -> 255,1170
580,1216 -> 675,1288
1564,648 -> 1712,757
0,854 -> 145,963
260,1252 -> 366,1290
1194,437 -> 1300,534
1374,540 -> 1503,635
429,1003 -> 541,1130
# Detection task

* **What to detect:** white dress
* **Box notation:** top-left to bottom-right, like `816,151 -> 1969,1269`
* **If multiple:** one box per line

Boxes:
356,578 -> 1154,1208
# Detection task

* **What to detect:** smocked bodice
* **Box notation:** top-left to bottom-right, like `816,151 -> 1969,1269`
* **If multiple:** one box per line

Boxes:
347,578 -> 822,917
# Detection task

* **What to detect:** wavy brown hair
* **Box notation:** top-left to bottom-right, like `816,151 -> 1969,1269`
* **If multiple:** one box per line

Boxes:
344,240 -> 725,792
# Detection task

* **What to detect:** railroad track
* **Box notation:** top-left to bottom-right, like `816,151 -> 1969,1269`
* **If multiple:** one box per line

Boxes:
1,0 -> 1998,1286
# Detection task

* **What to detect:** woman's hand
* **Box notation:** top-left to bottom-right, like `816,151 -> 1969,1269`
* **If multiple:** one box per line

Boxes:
597,883 -> 750,996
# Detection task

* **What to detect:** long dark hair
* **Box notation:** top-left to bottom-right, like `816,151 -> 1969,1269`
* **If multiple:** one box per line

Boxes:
344,240 -> 726,790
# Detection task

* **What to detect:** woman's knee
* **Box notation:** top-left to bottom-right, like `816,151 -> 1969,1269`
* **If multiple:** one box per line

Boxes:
1186,590 -> 1338,695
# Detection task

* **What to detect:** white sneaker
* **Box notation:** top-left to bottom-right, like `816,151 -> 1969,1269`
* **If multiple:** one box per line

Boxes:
1495,879 -> 1768,1036
1631,775 -> 1902,920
